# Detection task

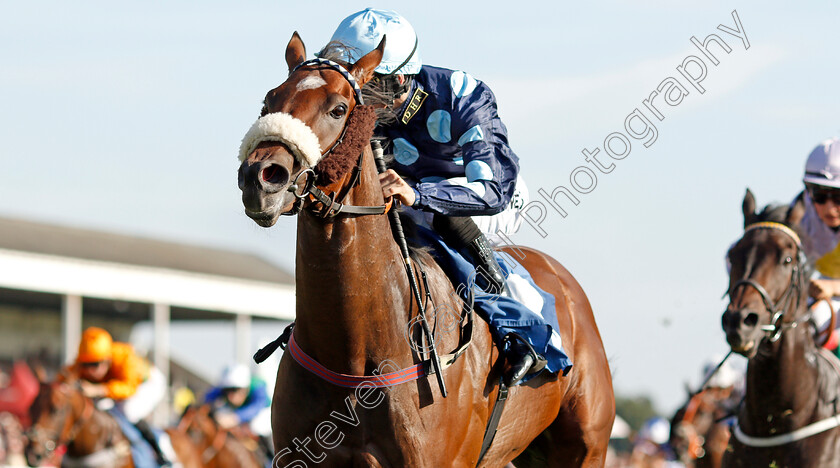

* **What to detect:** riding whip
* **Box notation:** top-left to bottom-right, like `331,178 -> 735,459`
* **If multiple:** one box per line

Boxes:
372,139 -> 447,398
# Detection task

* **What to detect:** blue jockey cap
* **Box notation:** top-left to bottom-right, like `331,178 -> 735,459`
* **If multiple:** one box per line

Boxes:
328,8 -> 422,75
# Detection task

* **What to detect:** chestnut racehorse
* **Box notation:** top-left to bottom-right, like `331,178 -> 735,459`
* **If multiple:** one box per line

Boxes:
669,388 -> 734,468
238,32 -> 614,467
26,378 -> 203,468
178,405 -> 264,468
720,189 -> 840,467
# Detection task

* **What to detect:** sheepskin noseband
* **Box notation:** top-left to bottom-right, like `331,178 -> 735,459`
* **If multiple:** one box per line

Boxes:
238,112 -> 323,168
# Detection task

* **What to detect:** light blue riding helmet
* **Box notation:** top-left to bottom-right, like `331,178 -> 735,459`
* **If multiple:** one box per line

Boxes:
328,8 -> 422,75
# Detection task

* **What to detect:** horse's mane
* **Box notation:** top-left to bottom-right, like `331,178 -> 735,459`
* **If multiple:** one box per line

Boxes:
313,105 -> 377,185
748,191 -> 805,238
752,204 -> 790,224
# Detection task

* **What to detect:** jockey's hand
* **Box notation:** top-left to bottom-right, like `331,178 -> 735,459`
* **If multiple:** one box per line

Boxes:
378,170 -> 415,206
216,411 -> 240,429
80,381 -> 108,398
809,278 -> 840,301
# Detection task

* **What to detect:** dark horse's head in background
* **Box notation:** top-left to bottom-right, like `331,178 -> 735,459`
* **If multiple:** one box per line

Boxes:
721,189 -> 807,358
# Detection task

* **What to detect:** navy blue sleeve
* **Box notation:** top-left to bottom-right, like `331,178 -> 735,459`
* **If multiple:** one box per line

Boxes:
413,79 -> 519,216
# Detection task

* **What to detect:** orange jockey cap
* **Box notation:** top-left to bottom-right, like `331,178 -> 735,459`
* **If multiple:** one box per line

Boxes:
77,327 -> 114,363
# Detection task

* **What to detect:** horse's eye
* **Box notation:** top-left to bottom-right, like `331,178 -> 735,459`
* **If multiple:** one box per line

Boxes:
329,104 -> 347,119
783,256 -> 793,265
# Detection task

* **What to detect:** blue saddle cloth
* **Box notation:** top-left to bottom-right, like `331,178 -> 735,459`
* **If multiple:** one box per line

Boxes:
411,225 -> 573,378
108,408 -> 159,468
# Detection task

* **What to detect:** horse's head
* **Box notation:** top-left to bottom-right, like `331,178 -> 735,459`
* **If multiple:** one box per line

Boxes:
722,189 -> 807,357
180,404 -> 217,441
237,32 -> 384,227
25,380 -> 78,466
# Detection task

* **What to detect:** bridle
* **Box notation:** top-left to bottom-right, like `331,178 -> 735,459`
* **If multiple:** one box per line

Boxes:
727,222 -> 809,344
280,59 -> 392,219
284,149 -> 393,218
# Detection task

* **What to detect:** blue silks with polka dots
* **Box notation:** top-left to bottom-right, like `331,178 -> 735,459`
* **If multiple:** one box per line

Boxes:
381,65 -> 520,217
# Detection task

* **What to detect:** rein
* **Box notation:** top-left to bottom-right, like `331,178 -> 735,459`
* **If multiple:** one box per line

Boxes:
201,427 -> 229,463
733,349 -> 840,447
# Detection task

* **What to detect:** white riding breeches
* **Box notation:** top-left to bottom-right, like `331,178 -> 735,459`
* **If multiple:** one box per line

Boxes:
119,367 -> 167,423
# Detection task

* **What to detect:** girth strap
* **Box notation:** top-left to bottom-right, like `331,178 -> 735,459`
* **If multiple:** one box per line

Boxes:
253,309 -> 475,388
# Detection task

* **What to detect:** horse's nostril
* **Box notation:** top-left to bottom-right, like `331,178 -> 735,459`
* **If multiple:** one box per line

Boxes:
744,313 -> 758,327
261,164 -> 289,186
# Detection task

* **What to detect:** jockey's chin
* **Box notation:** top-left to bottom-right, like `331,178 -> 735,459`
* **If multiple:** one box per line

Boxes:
80,361 -> 111,381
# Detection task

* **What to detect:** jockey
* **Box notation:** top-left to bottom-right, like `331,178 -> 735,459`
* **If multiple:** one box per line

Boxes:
204,364 -> 272,459
325,8 -> 547,386
204,364 -> 270,432
795,138 -> 840,344
700,356 -> 744,417
66,327 -> 169,466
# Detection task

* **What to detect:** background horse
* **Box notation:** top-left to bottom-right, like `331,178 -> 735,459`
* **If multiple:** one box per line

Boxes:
720,189 -> 840,467
26,377 -> 203,468
669,387 -> 733,468
238,32 -> 614,467
178,405 -> 264,468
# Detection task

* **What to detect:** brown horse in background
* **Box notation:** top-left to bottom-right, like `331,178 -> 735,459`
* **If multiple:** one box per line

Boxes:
237,32 -> 614,467
669,388 -> 734,468
720,189 -> 840,467
26,377 -> 203,468
178,405 -> 263,468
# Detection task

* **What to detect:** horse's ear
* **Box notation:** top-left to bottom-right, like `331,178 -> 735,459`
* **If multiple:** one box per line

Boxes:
348,36 -> 386,87
786,192 -> 806,227
286,31 -> 306,73
743,188 -> 757,227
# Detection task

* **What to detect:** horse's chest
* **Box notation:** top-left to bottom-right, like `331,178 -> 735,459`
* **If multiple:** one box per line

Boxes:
273,391 -> 440,467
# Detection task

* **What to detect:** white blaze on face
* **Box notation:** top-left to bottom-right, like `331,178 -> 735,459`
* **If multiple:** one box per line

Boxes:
296,75 -> 327,91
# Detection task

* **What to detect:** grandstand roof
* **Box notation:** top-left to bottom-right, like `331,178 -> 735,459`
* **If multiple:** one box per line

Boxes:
0,216 -> 292,284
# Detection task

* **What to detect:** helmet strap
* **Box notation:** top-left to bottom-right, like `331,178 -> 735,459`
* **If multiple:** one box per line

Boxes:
386,36 -> 419,76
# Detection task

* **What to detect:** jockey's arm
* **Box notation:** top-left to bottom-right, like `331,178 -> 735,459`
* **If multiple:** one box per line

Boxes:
101,344 -> 144,400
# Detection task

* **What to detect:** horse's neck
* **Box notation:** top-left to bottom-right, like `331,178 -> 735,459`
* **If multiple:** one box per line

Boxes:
743,325 -> 819,431
65,395 -> 117,455
294,147 -> 410,375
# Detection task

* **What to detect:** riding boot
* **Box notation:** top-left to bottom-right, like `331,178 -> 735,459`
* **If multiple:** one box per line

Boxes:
502,332 -> 547,387
432,215 -> 508,295
134,420 -> 171,467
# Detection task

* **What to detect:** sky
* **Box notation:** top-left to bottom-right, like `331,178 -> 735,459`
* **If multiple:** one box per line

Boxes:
2,1 -> 839,414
